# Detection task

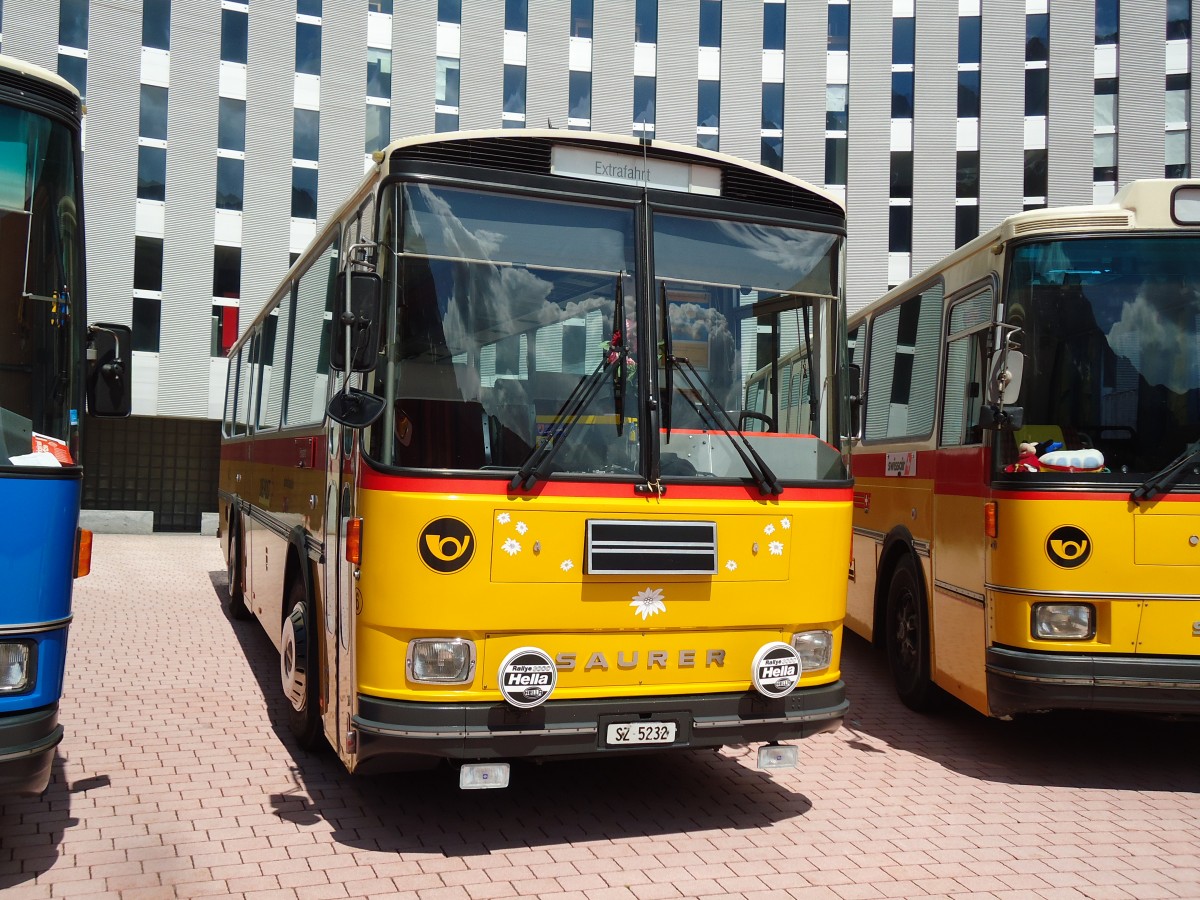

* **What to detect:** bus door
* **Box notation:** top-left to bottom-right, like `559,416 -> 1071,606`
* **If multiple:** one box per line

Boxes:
930,289 -> 993,712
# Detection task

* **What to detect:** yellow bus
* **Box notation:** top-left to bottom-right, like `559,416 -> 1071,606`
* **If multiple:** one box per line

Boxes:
218,130 -> 853,787
846,179 -> 1200,718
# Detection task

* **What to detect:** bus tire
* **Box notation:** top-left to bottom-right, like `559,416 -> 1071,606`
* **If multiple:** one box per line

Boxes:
225,519 -> 252,621
281,579 -> 323,749
885,556 -> 941,712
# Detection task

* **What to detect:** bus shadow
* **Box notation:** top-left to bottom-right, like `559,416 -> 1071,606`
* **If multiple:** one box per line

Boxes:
839,632 -> 1200,794
208,570 -> 816,856
0,757 -> 105,890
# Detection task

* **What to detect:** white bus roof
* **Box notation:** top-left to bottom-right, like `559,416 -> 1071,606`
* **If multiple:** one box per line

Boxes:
0,53 -> 80,98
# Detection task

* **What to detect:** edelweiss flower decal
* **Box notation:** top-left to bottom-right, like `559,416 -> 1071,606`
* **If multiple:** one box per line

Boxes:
496,512 -> 511,524
502,538 -> 522,556
515,521 -> 528,535
630,587 -> 666,620
768,541 -> 784,556
560,559 -> 574,572
781,517 -> 791,530
764,523 -> 776,536
725,560 -> 738,572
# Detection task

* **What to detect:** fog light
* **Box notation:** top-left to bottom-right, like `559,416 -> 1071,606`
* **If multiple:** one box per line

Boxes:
791,630 -> 833,671
1032,603 -> 1095,640
757,743 -> 798,770
0,642 -> 32,693
459,763 -> 510,790
406,638 -> 476,683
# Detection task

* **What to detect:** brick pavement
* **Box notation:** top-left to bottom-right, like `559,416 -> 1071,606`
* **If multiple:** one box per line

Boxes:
1,533 -> 1199,900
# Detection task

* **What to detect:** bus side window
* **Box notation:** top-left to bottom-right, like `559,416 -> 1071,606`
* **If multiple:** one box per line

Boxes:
941,288 -> 993,448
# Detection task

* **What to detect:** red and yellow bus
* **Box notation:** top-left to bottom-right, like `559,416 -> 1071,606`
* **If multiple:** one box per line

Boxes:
847,179 -> 1200,718
218,130 -> 853,787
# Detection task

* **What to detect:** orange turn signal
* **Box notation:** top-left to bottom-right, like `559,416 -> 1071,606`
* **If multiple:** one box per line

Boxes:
984,502 -> 998,539
75,528 -> 93,578
345,517 -> 362,565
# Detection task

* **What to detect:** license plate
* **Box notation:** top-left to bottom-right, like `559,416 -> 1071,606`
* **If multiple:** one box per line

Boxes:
605,721 -> 677,746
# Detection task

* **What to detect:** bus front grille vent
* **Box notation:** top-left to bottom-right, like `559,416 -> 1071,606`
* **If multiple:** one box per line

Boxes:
1012,214 -> 1131,235
0,69 -> 81,119
586,519 -> 718,575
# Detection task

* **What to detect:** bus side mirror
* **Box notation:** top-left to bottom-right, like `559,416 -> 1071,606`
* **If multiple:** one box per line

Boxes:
86,323 -> 132,418
330,271 -> 382,373
848,363 -> 862,438
987,348 -> 1024,406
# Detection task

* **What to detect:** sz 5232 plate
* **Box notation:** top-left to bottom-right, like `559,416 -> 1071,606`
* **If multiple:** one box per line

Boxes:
605,721 -> 677,746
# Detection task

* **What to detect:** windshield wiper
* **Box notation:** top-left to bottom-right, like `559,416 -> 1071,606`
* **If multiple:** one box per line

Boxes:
664,351 -> 782,496
1131,441 -> 1200,503
510,274 -> 628,491
660,283 -> 673,440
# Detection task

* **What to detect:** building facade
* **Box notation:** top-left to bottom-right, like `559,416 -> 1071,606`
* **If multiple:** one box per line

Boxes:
0,0 -> 1194,527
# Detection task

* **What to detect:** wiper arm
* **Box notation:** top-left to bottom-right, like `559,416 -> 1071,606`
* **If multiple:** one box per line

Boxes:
509,273 -> 628,491
1131,441 -> 1200,502
660,282 -> 673,440
667,352 -> 782,496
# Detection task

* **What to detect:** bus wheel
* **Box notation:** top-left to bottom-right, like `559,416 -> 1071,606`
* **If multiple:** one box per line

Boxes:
225,520 -> 252,620
280,579 -> 323,749
885,557 -> 940,712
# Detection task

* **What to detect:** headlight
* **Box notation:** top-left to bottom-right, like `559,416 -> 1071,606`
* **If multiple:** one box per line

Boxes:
406,638 -> 476,683
0,642 -> 33,694
1032,603 -> 1095,640
791,630 -> 833,671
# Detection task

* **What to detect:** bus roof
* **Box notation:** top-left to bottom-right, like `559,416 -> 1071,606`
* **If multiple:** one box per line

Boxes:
851,178 -> 1200,324
373,128 -> 846,214
0,53 -> 79,98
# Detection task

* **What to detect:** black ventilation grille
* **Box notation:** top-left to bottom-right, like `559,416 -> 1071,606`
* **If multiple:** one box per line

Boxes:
587,519 -> 718,575
0,67 -> 81,120
391,136 -> 843,219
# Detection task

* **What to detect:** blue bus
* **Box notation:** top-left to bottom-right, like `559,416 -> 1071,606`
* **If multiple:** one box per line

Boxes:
0,55 -> 130,796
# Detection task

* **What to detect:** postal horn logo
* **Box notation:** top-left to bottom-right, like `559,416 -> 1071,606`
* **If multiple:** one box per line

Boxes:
1046,525 -> 1091,569
419,517 -> 475,573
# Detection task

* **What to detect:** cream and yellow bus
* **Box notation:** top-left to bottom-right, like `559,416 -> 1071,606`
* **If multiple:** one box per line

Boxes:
847,179 -> 1200,718
218,130 -> 853,787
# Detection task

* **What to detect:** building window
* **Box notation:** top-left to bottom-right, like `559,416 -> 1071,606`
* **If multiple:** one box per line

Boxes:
763,3 -> 785,52
437,0 -> 461,24
217,97 -> 246,152
958,70 -> 980,118
698,80 -> 719,129
892,71 -> 914,118
503,64 -> 526,115
293,108 -> 319,160
635,0 -> 657,44
59,0 -> 88,49
890,151 -> 913,199
365,104 -> 390,153
296,22 -> 321,76
1025,67 -> 1048,117
1167,0 -> 1191,39
828,4 -> 850,53
761,82 -> 783,131
956,150 -> 980,198
1166,72 -> 1190,124
435,112 -> 459,132
1023,148 -> 1047,200
213,245 -> 241,300
1094,133 -> 1117,182
826,84 -> 848,131
212,305 -> 239,357
437,57 -> 460,107
571,0 -> 593,38
137,145 -> 166,201
1095,0 -> 1118,45
699,0 -> 721,48
825,137 -> 847,186
369,0 -> 393,13
505,0 -> 527,32
58,55 -> 87,99
292,166 -> 318,219
367,48 -> 391,98
139,84 -> 168,141
633,75 -> 656,132
889,205 -> 913,253
1166,131 -> 1190,178
761,136 -> 782,171
954,205 -> 979,248
569,70 -> 591,120
142,0 -> 170,50
298,0 -> 322,16
220,8 -> 248,64
132,297 -> 161,353
958,16 -> 980,65
1026,13 -> 1048,61
134,236 -> 164,293
216,157 -> 244,211
892,16 -> 914,67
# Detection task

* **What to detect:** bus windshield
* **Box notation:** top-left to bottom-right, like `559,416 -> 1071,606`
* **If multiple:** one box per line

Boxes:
0,103 -> 81,468
1003,235 -> 1200,481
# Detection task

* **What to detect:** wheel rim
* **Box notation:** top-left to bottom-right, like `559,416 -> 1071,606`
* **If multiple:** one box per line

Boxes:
280,606 -> 308,712
893,588 -> 919,675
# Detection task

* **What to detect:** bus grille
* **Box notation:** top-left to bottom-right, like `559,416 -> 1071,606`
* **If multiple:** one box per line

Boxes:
586,520 -> 718,575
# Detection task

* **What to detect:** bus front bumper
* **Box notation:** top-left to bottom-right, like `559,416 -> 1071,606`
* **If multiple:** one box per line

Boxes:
351,684 -> 846,773
986,646 -> 1200,718
0,704 -> 62,797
